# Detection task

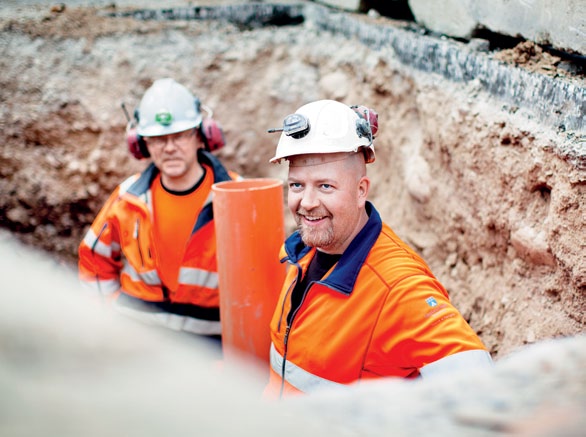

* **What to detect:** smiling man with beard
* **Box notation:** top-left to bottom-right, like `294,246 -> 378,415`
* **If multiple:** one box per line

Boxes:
265,100 -> 492,398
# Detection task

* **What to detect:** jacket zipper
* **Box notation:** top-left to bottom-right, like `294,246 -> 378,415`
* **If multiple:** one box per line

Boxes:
91,222 -> 109,297
279,271 -> 314,398
133,219 -> 144,267
134,217 -> 167,301
280,326 -> 291,399
277,260 -> 303,331
277,280 -> 295,332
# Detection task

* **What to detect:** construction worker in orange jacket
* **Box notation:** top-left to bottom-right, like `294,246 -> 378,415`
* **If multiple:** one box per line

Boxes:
265,100 -> 492,398
78,78 -> 240,347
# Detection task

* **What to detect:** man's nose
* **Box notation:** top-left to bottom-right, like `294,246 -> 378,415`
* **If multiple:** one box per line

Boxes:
300,188 -> 319,210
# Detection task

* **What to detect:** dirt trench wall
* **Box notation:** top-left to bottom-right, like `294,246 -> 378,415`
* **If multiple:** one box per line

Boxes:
0,3 -> 584,358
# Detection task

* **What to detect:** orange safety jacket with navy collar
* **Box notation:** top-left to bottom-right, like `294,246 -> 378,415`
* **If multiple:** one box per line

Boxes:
266,202 -> 491,398
78,149 -> 239,335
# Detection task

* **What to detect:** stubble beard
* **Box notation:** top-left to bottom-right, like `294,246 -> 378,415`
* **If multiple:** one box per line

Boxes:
298,221 -> 335,249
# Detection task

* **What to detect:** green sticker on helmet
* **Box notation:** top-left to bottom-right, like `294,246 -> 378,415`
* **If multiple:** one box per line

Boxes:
155,109 -> 173,126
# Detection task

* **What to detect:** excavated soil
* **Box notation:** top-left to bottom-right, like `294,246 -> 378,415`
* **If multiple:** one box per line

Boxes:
1,2 -> 584,359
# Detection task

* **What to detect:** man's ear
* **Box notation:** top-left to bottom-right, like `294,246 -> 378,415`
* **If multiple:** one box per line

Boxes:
358,176 -> 370,206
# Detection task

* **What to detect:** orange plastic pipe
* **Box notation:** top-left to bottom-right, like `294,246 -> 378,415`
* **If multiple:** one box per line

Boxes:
212,178 -> 286,366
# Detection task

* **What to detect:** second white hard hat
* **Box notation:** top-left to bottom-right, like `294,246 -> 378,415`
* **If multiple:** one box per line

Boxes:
269,99 -> 375,164
136,78 -> 203,137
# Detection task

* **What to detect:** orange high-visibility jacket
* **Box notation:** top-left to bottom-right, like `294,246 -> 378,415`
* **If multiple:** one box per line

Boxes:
267,202 -> 490,398
78,150 -> 239,335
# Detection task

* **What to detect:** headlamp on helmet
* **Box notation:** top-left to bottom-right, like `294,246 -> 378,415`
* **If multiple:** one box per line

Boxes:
283,113 -> 310,139
268,100 -> 377,164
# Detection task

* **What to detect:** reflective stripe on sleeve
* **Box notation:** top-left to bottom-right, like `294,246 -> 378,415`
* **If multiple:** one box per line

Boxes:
122,263 -> 162,286
179,267 -> 219,289
269,342 -> 346,394
420,349 -> 494,378
80,278 -> 120,296
114,303 -> 221,335
83,229 -> 119,258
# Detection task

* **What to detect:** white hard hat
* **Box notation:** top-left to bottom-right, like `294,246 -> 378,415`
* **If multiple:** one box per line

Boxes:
269,100 -> 375,164
136,78 -> 203,137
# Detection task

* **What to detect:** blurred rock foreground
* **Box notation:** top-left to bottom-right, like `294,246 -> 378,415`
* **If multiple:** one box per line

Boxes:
0,229 -> 585,435
0,1 -> 585,434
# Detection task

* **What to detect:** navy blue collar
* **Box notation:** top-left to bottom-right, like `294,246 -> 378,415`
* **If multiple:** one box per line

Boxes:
283,201 -> 382,295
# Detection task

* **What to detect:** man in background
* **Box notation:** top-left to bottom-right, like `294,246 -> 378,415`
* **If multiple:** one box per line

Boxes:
79,78 -> 240,350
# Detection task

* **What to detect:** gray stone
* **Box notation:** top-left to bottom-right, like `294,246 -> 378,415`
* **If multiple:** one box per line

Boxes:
408,0 -> 586,55
317,0 -> 362,11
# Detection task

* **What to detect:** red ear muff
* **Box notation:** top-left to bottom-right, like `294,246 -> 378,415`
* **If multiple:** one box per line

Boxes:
351,105 -> 379,137
126,124 -> 150,159
122,103 -> 150,160
200,117 -> 225,152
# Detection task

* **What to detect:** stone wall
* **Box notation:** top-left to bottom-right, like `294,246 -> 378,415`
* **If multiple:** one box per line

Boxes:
318,0 -> 586,54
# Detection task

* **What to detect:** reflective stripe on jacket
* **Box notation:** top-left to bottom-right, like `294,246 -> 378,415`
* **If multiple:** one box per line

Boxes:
78,149 -> 239,334
266,202 -> 489,398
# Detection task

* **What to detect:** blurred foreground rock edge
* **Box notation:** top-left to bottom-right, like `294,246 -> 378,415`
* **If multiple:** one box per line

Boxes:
0,230 -> 584,436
